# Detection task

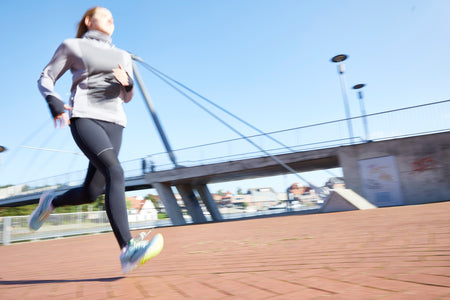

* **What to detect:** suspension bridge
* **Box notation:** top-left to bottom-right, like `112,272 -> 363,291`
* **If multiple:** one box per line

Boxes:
0,56 -> 449,225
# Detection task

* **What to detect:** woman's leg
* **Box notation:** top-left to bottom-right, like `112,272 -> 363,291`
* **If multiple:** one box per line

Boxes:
52,163 -> 105,206
53,118 -> 131,248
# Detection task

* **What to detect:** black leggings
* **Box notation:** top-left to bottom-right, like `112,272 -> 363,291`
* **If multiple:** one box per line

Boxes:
52,118 -> 132,248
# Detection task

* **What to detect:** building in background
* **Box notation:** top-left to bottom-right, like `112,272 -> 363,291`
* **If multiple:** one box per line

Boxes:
126,196 -> 158,221
247,187 -> 278,208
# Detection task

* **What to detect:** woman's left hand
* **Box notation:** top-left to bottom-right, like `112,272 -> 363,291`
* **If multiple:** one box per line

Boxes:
53,104 -> 73,128
113,64 -> 129,86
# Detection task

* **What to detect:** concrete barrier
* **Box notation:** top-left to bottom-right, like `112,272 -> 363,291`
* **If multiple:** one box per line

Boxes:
320,189 -> 377,213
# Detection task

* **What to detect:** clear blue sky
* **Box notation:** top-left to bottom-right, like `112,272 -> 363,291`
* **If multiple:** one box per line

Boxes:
1,0 -> 449,195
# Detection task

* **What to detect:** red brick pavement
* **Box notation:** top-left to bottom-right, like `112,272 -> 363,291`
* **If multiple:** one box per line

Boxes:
0,202 -> 449,299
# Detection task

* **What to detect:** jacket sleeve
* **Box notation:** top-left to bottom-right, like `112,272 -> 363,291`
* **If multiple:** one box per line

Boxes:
37,41 -> 73,117
122,52 -> 134,103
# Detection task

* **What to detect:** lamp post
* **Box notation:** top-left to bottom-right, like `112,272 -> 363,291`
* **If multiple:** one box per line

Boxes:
352,84 -> 370,142
331,54 -> 354,144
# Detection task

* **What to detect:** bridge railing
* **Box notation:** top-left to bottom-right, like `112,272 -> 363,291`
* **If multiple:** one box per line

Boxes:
130,99 -> 450,172
0,201 -> 320,245
1,99 -> 449,199
0,210 -> 168,245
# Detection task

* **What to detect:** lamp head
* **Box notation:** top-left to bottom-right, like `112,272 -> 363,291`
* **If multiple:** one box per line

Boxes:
352,84 -> 366,90
331,54 -> 348,63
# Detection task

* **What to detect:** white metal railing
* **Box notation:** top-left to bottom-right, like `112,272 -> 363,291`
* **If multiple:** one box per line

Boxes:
0,209 -> 165,245
0,202 -> 320,245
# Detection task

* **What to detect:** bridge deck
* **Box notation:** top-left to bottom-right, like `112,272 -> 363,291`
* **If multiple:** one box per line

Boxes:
3,131 -> 449,207
0,146 -> 339,207
144,146 -> 339,185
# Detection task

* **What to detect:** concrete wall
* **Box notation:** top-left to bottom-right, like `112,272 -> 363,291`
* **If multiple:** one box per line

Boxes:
339,132 -> 450,206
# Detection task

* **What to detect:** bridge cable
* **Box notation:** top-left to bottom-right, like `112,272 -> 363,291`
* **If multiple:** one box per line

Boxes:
19,128 -> 59,181
1,118 -> 50,169
132,56 -> 317,188
132,55 -> 296,153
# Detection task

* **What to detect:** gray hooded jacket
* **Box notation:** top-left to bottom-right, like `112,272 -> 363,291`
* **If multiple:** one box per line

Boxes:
38,30 -> 134,127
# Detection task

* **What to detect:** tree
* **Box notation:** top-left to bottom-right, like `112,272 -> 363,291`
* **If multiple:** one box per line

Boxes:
145,194 -> 159,209
21,185 -> 31,192
0,204 -> 36,217
0,193 -> 122,216
53,194 -> 107,213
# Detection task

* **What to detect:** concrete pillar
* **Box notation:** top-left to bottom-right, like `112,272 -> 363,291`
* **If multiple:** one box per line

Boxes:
194,184 -> 223,221
337,146 -> 363,196
3,217 -> 11,245
176,184 -> 207,223
152,182 -> 186,226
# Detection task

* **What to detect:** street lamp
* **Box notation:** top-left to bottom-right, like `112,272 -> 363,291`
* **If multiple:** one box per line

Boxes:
331,54 -> 354,144
352,84 -> 371,142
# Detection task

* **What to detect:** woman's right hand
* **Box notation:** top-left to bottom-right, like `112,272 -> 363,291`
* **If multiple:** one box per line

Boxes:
53,104 -> 73,128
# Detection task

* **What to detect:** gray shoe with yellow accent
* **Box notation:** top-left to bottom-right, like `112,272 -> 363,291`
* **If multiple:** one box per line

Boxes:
120,232 -> 164,274
28,191 -> 55,231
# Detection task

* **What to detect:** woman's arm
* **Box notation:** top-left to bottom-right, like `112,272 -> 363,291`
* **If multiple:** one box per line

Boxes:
38,41 -> 74,127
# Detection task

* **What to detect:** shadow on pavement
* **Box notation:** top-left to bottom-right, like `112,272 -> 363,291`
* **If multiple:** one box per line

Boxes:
0,276 -> 124,285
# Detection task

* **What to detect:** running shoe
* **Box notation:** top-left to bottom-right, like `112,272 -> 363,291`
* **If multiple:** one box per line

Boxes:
28,191 -> 55,231
120,233 -> 164,274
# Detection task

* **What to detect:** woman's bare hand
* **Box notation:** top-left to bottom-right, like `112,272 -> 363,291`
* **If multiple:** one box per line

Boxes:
113,64 -> 129,86
53,104 -> 73,128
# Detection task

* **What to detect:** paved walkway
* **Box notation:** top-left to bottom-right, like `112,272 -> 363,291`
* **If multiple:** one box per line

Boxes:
0,202 -> 449,299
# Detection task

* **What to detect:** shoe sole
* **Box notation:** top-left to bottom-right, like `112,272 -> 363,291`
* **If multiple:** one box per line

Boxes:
28,192 -> 53,231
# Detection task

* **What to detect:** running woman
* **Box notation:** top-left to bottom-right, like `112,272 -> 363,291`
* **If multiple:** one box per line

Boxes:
29,6 -> 163,274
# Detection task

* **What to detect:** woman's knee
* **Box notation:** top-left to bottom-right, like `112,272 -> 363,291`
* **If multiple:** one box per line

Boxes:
97,149 -> 124,179
84,185 -> 104,203
108,163 -> 124,180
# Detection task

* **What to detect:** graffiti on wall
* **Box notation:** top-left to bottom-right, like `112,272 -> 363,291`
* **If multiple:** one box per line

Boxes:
411,156 -> 436,173
358,156 -> 404,207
